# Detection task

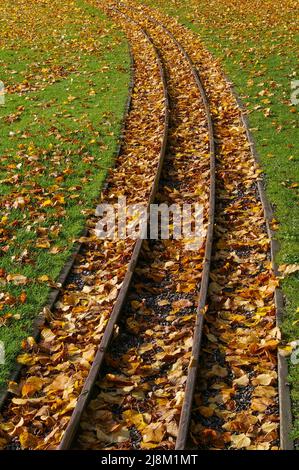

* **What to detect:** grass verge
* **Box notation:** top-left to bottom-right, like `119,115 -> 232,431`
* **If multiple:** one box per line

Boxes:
0,0 -> 130,390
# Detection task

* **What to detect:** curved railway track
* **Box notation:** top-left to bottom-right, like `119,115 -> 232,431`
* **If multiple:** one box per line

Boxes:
60,3 -> 216,451
120,6 -> 216,451
59,10 -> 172,450
0,0 -> 292,452
0,0 -> 215,451
133,2 -> 293,451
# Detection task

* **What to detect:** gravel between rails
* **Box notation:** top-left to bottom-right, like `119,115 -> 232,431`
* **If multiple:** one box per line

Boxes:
75,0 -> 212,450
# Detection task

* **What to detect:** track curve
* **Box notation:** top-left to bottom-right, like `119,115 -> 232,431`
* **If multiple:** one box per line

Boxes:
62,2 -> 216,451
0,0 -> 288,452
114,2 -> 216,450
136,2 -> 290,451
58,10 -> 170,450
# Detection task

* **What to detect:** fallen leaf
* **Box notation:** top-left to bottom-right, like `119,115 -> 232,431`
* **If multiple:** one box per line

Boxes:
231,433 -> 251,449
143,422 -> 165,443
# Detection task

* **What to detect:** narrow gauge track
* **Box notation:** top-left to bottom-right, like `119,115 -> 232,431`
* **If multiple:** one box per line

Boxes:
115,3 -> 216,450
132,2 -> 293,451
0,16 -> 168,450
59,11 -> 171,450
59,2 -> 216,451
1,0 -> 287,453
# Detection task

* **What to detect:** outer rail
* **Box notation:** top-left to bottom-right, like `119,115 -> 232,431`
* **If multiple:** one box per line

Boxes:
227,79 -> 294,450
58,10 -> 170,450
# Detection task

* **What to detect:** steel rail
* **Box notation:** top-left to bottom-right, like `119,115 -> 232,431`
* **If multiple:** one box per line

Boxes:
58,10 -> 170,450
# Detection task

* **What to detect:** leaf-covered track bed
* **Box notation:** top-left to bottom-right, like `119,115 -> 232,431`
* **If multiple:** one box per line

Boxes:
0,9 -> 168,450
71,0 -> 214,450
73,0 -> 285,451
131,2 -> 284,450
0,0 -> 288,452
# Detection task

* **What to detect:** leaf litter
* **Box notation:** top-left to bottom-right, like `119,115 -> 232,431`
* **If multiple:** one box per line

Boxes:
142,4 -> 280,450
75,0 -> 211,450
0,0 -> 282,452
74,0 -> 281,451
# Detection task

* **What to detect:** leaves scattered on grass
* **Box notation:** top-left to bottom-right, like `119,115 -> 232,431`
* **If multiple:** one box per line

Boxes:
0,0 -> 131,387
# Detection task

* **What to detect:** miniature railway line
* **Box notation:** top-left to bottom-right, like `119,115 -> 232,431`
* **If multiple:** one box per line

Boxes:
0,0 -> 215,451
60,2 -> 215,450
120,5 -> 216,451
135,2 -> 293,450
0,0 -> 293,452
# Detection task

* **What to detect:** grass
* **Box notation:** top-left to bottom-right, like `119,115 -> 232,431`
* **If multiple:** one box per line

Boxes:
0,0 -> 130,390
135,0 -> 299,441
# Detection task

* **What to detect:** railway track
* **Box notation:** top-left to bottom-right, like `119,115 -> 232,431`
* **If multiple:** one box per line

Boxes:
0,0 -> 215,451
62,2 -> 215,450
58,10 -> 172,450
0,0 -> 293,452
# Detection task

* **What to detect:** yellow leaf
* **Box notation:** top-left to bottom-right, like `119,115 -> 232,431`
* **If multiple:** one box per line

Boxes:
40,328 -> 56,343
279,264 -> 299,277
253,385 -> 277,398
231,433 -> 251,449
36,240 -> 50,249
41,199 -> 52,208
261,422 -> 278,433
19,430 -> 38,449
253,373 -> 276,386
44,374 -> 69,392
233,374 -> 249,387
123,410 -> 149,431
38,275 -> 50,282
143,422 -> 165,443
22,376 -> 44,397
17,353 -> 35,365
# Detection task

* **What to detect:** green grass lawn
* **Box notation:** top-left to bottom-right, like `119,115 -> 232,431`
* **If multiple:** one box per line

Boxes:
0,0 -> 130,390
135,0 -> 299,441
